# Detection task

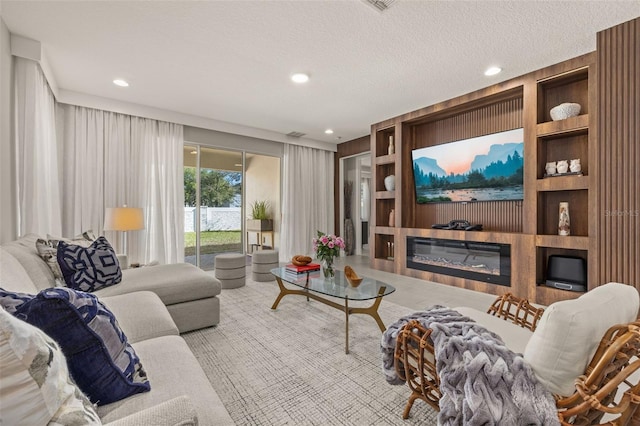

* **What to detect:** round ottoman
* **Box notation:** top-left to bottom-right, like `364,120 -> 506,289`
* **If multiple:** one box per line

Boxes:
214,253 -> 246,289
251,249 -> 279,282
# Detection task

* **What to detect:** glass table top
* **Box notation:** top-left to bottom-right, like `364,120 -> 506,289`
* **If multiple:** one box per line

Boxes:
270,267 -> 396,301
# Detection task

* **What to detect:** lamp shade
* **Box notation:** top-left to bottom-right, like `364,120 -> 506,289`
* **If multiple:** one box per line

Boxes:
104,207 -> 144,231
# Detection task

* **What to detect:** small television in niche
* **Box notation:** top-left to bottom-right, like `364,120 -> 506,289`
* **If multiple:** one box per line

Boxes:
411,128 -> 524,204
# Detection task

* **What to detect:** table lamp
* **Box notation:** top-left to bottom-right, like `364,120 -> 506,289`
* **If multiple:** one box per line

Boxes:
104,205 -> 144,256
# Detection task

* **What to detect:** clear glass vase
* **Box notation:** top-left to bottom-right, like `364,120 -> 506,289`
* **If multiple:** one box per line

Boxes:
322,257 -> 335,278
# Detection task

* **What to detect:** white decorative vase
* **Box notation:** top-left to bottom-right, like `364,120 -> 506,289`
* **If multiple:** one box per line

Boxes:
556,160 -> 569,174
384,175 -> 395,191
550,103 -> 581,121
558,202 -> 570,236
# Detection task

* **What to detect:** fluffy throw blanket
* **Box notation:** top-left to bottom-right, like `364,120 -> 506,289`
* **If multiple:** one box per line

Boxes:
381,306 -> 560,426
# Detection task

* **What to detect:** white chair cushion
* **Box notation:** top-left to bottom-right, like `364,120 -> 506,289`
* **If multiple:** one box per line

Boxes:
524,282 -> 639,396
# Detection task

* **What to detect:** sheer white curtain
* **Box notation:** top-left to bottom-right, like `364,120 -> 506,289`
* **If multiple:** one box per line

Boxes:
14,58 -> 62,236
280,144 -> 334,262
59,105 -> 184,264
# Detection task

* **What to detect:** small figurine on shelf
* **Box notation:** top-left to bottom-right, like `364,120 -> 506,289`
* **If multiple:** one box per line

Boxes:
570,159 -> 581,173
545,161 -> 557,175
389,209 -> 395,227
558,202 -> 571,236
388,135 -> 395,155
556,160 -> 569,174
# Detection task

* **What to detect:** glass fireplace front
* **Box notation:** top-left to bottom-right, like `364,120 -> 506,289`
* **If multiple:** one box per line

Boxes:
406,237 -> 511,286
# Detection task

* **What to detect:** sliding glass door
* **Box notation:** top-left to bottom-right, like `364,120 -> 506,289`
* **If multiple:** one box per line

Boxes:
184,146 -> 243,270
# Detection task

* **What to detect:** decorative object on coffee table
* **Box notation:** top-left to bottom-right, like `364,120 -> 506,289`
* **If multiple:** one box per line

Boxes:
550,102 -> 581,121
558,202 -> 570,236
344,265 -> 363,287
291,255 -> 312,266
384,174 -> 395,191
312,231 -> 345,278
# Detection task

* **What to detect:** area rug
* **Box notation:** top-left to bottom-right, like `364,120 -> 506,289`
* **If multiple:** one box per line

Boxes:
182,278 -> 439,425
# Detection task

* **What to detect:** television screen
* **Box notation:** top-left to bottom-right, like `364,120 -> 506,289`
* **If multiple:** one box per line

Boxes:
411,128 -> 524,204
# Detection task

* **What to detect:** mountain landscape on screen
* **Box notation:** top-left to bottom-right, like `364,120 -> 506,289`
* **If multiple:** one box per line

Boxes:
411,128 -> 524,203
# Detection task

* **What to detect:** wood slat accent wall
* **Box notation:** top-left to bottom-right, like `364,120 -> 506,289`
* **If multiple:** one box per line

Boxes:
596,17 -> 640,288
411,96 -> 524,232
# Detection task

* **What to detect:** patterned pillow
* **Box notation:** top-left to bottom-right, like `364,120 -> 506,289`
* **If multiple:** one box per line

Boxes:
57,236 -> 122,292
0,307 -> 100,425
15,287 -> 150,405
0,288 -> 34,314
35,230 -> 96,283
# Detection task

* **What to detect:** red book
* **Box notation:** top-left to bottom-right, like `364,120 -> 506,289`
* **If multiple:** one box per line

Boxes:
285,263 -> 321,273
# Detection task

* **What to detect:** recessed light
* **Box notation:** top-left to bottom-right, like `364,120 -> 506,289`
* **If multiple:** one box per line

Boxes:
190,150 -> 197,154
113,79 -> 129,87
325,129 -> 334,134
484,67 -> 502,76
234,163 -> 242,167
291,73 -> 309,83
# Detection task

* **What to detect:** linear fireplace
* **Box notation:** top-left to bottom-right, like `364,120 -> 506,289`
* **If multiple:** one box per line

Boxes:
406,237 -> 511,286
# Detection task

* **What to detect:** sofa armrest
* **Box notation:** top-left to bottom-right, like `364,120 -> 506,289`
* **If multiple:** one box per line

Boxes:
102,396 -> 198,426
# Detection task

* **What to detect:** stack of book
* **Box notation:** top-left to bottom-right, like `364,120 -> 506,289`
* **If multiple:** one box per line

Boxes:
285,263 -> 320,274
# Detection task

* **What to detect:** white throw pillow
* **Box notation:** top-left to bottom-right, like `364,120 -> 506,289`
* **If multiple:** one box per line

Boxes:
0,307 -> 101,425
524,282 -> 639,396
0,247 -> 39,293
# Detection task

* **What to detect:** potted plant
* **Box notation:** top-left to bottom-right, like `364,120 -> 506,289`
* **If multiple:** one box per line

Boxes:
247,200 -> 273,231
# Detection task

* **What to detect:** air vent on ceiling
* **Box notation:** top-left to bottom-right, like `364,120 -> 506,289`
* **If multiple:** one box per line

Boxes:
362,0 -> 396,12
286,131 -> 306,138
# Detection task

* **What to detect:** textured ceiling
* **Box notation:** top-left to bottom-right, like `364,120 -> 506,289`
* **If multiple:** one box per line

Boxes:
1,1 -> 638,144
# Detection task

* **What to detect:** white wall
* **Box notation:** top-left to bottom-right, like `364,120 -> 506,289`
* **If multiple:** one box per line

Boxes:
245,154 -> 281,249
0,17 -> 16,243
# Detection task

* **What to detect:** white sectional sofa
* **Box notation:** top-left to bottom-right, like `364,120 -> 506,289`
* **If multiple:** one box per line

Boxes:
1,234 -> 234,425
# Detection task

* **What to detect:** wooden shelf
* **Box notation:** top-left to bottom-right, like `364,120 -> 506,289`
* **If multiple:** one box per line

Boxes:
375,154 -> 396,165
375,191 -> 395,199
536,175 -> 589,191
536,285 -> 584,305
535,235 -> 589,250
536,114 -> 589,137
374,227 -> 396,234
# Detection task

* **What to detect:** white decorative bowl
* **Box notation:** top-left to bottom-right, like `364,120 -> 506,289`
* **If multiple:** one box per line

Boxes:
550,103 -> 581,121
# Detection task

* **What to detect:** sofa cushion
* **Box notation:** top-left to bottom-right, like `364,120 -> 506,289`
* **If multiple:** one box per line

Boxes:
524,282 -> 640,396
15,287 -> 151,405
0,246 -> 41,294
94,263 -> 221,305
100,291 -> 179,344
0,307 -> 100,425
57,236 -> 122,292
454,306 -> 534,354
97,335 -> 235,425
1,234 -> 56,291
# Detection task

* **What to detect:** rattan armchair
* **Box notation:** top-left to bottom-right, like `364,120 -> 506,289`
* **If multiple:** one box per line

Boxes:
394,293 -> 640,425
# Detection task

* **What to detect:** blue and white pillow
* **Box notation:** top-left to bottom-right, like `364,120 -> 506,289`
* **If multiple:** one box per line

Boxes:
15,287 -> 150,405
57,236 -> 122,292
0,289 -> 34,314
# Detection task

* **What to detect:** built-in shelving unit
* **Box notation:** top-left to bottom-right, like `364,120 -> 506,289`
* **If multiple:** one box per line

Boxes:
533,56 -> 595,305
370,52 -> 596,305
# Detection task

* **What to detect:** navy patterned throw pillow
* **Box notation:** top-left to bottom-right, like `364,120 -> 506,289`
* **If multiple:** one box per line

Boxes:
14,287 -> 150,405
56,236 -> 122,292
0,289 -> 34,314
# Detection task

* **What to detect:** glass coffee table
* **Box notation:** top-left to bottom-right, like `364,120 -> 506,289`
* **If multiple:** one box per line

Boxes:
270,267 -> 396,354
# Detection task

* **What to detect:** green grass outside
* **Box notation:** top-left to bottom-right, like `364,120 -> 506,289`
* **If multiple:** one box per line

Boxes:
184,231 -> 242,256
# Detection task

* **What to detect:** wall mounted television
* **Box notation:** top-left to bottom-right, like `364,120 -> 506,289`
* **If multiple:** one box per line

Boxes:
411,128 -> 524,204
